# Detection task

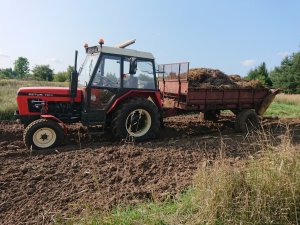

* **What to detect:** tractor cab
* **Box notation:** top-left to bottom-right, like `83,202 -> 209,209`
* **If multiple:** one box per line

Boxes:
72,39 -> 158,125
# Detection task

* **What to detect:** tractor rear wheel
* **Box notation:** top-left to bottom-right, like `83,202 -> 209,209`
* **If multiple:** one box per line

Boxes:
111,98 -> 160,141
23,119 -> 64,150
235,109 -> 260,132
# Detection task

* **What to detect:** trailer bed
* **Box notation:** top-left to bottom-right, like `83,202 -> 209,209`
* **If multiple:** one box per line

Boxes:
157,63 -> 278,115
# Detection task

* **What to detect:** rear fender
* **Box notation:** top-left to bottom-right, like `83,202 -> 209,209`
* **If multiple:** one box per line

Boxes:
107,90 -> 162,114
41,115 -> 67,134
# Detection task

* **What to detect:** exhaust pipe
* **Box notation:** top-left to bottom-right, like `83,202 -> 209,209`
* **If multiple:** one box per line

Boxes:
114,39 -> 136,48
70,50 -> 78,98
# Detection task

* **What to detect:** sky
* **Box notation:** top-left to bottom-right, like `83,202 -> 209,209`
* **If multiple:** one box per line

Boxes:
0,0 -> 299,76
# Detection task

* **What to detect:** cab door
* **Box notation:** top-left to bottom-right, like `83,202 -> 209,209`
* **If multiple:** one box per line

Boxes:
82,55 -> 122,124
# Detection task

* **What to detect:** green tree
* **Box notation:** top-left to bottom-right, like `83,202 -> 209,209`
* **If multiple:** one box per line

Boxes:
67,65 -> 74,74
32,65 -> 54,81
53,65 -> 74,82
54,71 -> 69,82
0,68 -> 15,79
270,52 -> 300,93
14,57 -> 29,78
139,74 -> 152,82
246,62 -> 272,86
106,72 -> 118,83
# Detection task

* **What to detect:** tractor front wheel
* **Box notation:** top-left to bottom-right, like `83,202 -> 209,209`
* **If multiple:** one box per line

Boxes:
23,119 -> 64,150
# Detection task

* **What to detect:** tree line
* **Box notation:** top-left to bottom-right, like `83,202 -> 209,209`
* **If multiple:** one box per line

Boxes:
246,50 -> 300,93
0,57 -> 73,82
1,50 -> 300,93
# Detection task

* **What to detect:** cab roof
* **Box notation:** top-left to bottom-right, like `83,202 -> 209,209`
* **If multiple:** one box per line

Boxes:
86,45 -> 155,60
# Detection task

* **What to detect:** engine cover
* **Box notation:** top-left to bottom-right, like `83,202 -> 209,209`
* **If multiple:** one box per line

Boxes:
16,87 -> 82,115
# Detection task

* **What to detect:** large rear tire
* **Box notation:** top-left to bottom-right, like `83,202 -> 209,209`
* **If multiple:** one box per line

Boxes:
235,109 -> 260,132
23,119 -> 64,150
111,98 -> 160,141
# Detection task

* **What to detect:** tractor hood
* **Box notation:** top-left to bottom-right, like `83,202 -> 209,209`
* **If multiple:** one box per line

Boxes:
17,87 -> 82,102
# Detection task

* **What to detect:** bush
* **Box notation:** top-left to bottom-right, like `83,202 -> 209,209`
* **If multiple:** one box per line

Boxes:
54,72 -> 70,82
32,65 -> 54,81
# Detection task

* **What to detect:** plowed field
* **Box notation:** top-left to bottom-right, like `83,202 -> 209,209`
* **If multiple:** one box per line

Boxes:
1,115 -> 299,224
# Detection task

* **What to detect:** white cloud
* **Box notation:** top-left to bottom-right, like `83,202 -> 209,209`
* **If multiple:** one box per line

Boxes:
241,59 -> 256,67
277,51 -> 289,58
0,53 -> 10,58
48,58 -> 62,64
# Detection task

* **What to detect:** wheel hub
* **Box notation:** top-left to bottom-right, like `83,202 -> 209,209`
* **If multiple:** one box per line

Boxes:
126,109 -> 151,138
40,133 -> 48,141
33,127 -> 57,148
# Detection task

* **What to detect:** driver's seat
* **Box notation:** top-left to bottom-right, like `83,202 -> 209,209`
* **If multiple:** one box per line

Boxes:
128,76 -> 138,88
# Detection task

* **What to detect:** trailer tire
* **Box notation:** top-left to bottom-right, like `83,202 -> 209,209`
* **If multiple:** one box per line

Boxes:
204,110 -> 220,121
235,109 -> 260,132
23,119 -> 64,150
111,98 -> 160,142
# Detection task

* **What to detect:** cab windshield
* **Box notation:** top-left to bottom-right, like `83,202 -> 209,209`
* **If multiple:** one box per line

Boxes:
78,53 -> 99,86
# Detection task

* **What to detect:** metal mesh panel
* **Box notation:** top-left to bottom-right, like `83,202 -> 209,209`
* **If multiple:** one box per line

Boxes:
179,62 -> 189,80
157,62 -> 189,80
156,64 -> 164,80
165,64 -> 179,80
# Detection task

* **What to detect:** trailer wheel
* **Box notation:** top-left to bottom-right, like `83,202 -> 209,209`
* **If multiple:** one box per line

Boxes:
235,109 -> 260,132
203,110 -> 220,121
111,98 -> 160,141
23,119 -> 64,150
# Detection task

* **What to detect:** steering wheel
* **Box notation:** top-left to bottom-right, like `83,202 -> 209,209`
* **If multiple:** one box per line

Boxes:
99,76 -> 118,87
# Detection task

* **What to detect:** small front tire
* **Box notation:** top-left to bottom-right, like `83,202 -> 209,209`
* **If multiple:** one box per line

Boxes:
23,119 -> 64,150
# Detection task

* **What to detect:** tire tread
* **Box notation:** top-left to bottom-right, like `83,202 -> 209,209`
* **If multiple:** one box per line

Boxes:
111,98 -> 160,141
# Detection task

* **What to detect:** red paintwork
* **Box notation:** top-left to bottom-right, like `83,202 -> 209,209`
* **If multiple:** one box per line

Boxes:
16,87 -> 82,115
41,114 -> 67,134
158,79 -> 272,112
16,86 -> 162,119
107,90 -> 162,113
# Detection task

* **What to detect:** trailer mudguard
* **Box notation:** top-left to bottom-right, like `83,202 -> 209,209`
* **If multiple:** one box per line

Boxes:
257,89 -> 280,116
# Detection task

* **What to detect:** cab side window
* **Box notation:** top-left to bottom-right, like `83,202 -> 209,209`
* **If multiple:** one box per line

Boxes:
123,59 -> 155,89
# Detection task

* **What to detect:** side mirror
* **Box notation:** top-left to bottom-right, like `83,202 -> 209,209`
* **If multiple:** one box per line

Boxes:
70,71 -> 78,97
129,57 -> 137,74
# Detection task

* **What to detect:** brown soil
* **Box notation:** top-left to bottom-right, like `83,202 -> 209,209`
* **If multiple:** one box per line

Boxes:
0,116 -> 299,224
188,68 -> 265,89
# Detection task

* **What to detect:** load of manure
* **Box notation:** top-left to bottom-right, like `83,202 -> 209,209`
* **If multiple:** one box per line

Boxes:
187,68 -> 265,89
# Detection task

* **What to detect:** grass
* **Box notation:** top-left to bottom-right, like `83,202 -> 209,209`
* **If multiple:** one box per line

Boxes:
265,102 -> 300,118
0,79 -> 68,120
275,93 -> 300,106
266,94 -> 300,118
60,128 -> 300,225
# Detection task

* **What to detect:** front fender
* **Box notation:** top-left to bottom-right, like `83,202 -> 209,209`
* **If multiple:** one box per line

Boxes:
40,115 -> 67,134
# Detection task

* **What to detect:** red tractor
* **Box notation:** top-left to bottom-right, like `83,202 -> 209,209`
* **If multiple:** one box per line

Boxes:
15,39 -> 162,149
